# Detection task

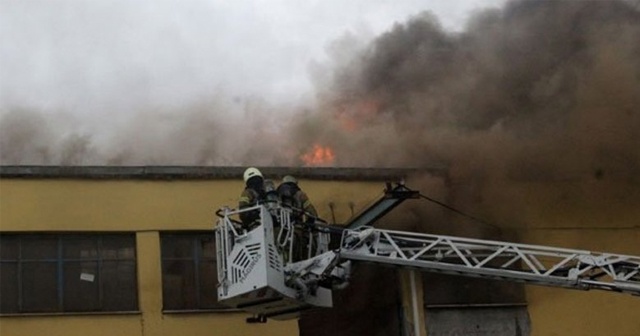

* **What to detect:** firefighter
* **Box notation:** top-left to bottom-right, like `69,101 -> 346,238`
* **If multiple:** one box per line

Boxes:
238,167 -> 266,229
277,175 -> 319,262
277,175 -> 318,224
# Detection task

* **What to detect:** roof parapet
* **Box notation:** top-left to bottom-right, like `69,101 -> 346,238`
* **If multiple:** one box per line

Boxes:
0,165 -> 447,181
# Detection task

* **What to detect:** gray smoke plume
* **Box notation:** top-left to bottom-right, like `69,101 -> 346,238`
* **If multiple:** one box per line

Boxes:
296,0 -> 640,234
2,0 -> 639,235
0,97 -> 302,166
303,2 -> 640,329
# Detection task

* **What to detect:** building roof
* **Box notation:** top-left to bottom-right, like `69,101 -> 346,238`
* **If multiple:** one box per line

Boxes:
0,165 -> 446,181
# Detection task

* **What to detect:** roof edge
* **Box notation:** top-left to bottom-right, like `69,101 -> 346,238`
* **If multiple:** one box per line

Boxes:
0,165 -> 447,181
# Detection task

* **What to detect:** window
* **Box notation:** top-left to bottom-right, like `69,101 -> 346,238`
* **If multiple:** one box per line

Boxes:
161,233 -> 223,311
0,234 -> 138,314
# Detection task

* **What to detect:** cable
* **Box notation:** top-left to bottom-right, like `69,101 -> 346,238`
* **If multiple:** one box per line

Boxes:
418,193 -> 500,229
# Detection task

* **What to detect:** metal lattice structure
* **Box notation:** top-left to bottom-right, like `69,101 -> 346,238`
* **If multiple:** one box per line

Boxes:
339,228 -> 640,295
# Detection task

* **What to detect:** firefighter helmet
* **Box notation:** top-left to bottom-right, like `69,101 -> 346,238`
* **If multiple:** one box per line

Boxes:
243,167 -> 263,183
282,175 -> 297,184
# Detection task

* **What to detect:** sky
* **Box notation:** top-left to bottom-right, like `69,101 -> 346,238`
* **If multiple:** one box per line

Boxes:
0,0 -> 507,118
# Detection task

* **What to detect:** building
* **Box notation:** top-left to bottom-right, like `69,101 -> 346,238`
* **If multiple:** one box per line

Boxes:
1,166 -> 638,336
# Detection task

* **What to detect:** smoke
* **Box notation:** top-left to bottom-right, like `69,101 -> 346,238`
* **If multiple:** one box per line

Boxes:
295,0 -> 640,232
2,0 -> 639,232
0,97 -> 301,166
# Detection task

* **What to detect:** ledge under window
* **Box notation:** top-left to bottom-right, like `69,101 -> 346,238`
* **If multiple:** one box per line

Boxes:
425,303 -> 528,309
162,308 -> 240,314
0,311 -> 141,318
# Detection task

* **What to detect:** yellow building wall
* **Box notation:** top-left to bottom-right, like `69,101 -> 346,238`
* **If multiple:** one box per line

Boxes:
2,176 -> 639,335
0,179 -> 384,232
507,180 -> 640,336
522,229 -> 640,336
408,173 -> 640,336
0,178 -> 387,336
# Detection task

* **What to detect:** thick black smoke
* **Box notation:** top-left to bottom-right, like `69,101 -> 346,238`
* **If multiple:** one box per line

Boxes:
299,6 -> 640,328
2,0 -> 639,233
294,0 -> 640,232
304,0 -> 640,169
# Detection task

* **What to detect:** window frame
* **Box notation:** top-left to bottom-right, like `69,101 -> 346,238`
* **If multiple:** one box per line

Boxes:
0,233 -> 139,315
160,231 -> 232,313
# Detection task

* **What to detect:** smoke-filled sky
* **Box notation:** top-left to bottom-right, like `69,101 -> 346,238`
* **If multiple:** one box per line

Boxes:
326,0 -> 639,233
0,0 -> 508,165
0,0 -> 505,113
1,0 -> 639,175
2,0 -> 640,235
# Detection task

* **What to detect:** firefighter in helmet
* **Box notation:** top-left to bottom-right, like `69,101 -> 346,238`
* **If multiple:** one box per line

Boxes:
238,167 -> 266,228
277,175 -> 318,224
278,175 -> 318,262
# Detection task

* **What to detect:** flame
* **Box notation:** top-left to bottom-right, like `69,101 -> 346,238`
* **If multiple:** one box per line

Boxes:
301,144 -> 336,166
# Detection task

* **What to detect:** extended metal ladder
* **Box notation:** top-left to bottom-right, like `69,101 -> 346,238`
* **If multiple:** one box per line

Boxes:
338,227 -> 640,295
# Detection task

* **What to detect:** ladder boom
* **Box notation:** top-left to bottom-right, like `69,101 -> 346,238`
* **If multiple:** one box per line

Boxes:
338,227 -> 640,295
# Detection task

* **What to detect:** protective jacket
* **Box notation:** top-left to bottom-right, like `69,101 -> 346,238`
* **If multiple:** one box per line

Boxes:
238,187 -> 265,226
277,182 -> 317,222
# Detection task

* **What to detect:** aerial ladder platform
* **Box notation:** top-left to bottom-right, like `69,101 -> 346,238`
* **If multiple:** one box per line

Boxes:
215,183 -> 640,320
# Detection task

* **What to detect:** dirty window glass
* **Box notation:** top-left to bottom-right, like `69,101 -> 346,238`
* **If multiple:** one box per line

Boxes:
0,234 -> 137,314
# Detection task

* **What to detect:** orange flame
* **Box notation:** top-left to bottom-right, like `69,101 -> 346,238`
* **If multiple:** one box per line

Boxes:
301,144 -> 336,166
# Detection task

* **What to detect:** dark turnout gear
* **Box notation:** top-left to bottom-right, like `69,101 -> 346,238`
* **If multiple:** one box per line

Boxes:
277,176 -> 319,262
277,177 -> 317,223
262,179 -> 280,209
238,186 -> 264,226
239,168 -> 266,228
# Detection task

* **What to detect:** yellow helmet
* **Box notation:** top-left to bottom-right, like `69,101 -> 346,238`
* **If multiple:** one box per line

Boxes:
243,167 -> 263,183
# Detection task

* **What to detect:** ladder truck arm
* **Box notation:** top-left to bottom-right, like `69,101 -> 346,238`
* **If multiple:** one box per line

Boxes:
214,183 -> 640,321
334,227 -> 640,295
